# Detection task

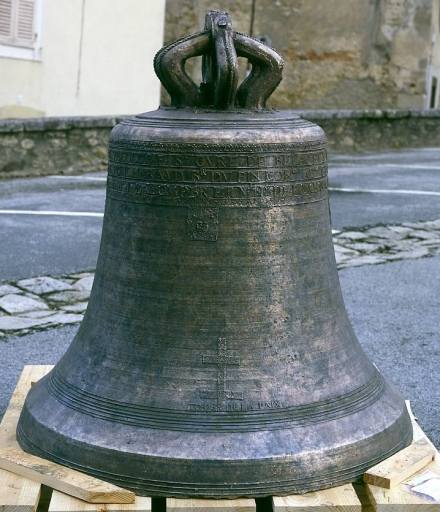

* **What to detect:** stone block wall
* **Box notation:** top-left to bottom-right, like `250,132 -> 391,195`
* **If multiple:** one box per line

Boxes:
0,117 -> 121,179
0,111 -> 439,178
163,0 -> 434,109
298,109 -> 440,152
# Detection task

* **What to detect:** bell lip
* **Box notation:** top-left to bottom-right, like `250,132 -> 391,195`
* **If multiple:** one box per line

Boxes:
17,376 -> 413,498
16,417 -> 413,498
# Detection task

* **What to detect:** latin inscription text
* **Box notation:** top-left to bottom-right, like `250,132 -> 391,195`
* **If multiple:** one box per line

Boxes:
109,149 -> 327,169
107,176 -> 328,207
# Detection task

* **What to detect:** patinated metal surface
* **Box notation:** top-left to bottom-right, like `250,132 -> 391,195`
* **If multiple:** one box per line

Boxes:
17,11 -> 412,498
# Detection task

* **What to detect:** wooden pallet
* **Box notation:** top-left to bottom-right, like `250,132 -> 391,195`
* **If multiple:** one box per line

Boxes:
0,366 -> 438,512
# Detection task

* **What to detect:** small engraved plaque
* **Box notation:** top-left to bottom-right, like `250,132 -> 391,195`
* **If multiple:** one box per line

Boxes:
187,207 -> 219,241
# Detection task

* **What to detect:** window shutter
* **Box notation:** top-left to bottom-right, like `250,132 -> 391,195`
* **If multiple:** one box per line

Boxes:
15,0 -> 35,46
0,0 -> 13,41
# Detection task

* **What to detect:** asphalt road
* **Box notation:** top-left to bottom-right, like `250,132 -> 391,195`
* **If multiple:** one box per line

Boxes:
0,175 -> 105,280
330,148 -> 440,229
0,147 -> 439,448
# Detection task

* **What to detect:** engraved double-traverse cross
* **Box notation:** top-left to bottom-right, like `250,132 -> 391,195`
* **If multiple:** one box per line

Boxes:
200,337 -> 243,411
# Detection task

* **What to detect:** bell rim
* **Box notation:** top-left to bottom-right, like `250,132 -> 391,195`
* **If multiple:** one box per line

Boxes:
17,379 -> 413,497
17,416 -> 412,498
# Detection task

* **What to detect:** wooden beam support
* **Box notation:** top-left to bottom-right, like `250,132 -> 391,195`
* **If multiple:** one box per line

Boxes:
365,401 -> 440,511
0,467 -> 41,512
166,498 -> 256,512
363,439 -> 436,489
0,366 -> 134,505
0,366 -> 53,450
0,448 -> 135,505
272,484 -> 362,511
0,366 -> 51,512
48,490 -> 151,512
366,459 -> 440,510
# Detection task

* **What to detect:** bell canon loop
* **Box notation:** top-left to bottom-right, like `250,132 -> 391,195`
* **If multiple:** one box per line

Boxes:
17,11 -> 413,498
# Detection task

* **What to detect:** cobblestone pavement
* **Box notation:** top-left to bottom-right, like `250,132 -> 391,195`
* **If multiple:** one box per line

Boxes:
1,217 -> 439,337
333,218 -> 440,268
0,272 -> 92,336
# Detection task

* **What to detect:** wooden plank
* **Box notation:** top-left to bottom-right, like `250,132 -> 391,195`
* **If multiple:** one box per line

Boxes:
166,498 -> 256,512
363,439 -> 435,489
406,400 -> 437,450
0,448 -> 135,505
365,401 -> 440,511
272,484 -> 361,511
0,467 -> 41,512
0,367 -> 50,512
0,365 -> 134,505
351,483 -> 374,512
366,458 -> 440,511
48,490 -> 151,512
0,366 -> 52,450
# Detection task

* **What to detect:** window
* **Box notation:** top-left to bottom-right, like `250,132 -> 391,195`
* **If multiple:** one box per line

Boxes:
0,0 -> 35,48
0,0 -> 41,59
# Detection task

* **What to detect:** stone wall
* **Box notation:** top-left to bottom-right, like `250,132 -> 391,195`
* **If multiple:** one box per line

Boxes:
298,109 -> 440,152
163,0 -> 434,109
0,111 -> 439,178
0,117 -> 121,179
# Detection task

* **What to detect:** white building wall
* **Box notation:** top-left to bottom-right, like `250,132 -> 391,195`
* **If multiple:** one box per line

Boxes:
0,0 -> 165,117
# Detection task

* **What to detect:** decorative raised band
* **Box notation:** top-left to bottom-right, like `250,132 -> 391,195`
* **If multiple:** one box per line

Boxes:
46,370 -> 385,433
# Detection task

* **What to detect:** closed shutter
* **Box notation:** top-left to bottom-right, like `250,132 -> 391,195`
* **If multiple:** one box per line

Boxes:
0,0 -> 13,42
0,0 -> 35,47
15,0 -> 35,46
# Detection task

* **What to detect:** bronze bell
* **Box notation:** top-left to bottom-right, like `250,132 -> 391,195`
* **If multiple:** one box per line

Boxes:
17,11 -> 412,498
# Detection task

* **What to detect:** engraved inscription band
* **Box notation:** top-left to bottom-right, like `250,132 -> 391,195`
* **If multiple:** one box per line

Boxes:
107,176 -> 328,208
107,141 -> 328,208
109,145 -> 327,169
